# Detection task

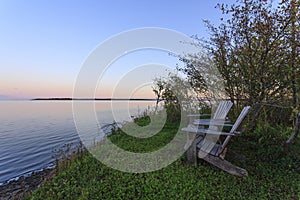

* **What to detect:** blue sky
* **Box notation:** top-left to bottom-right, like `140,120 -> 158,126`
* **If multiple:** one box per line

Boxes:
0,0 -> 235,99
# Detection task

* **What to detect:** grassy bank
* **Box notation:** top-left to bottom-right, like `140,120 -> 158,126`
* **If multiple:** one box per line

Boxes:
27,117 -> 300,199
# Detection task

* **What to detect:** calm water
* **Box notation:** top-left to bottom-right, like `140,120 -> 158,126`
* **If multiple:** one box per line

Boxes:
0,100 -> 154,184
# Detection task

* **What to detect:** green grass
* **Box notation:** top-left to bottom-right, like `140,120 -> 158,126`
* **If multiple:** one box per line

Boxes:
27,117 -> 300,199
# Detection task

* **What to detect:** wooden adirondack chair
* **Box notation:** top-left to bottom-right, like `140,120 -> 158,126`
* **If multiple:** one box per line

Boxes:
182,106 -> 251,177
183,101 -> 233,163
187,101 -> 233,125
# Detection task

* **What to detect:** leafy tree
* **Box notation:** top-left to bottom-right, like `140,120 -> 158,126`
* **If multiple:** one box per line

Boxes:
179,0 -> 300,135
152,79 -> 164,113
153,72 -> 196,121
283,0 -> 300,143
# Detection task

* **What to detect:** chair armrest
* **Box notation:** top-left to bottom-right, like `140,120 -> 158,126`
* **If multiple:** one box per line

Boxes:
233,131 -> 241,135
193,119 -> 232,127
187,114 -> 211,117
182,127 -> 235,136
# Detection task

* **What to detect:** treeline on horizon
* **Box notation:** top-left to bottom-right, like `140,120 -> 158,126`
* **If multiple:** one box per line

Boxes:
31,98 -> 158,101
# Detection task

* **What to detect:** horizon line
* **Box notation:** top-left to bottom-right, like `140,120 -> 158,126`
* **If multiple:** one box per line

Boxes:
31,97 -> 162,101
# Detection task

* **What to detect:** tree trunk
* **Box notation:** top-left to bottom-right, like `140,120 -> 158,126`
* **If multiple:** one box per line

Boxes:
248,102 -> 263,132
286,0 -> 299,145
286,111 -> 300,144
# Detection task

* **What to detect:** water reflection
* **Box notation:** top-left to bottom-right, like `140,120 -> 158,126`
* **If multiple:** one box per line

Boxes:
0,100 -> 154,183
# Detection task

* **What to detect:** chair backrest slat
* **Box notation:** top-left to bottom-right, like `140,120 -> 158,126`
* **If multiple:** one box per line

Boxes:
229,106 -> 251,133
209,101 -> 233,131
219,106 -> 251,154
213,101 -> 233,119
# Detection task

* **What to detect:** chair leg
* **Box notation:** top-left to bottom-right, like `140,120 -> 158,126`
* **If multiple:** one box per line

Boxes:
184,132 -> 195,151
186,137 -> 197,167
219,147 -> 228,160
201,153 -> 248,177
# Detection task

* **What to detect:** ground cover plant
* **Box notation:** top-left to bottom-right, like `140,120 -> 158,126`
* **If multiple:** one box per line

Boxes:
27,116 -> 300,200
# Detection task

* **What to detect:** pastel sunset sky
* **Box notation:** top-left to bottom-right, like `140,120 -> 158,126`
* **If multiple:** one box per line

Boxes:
0,0 -> 255,99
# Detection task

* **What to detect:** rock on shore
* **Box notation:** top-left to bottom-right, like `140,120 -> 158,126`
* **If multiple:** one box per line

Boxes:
0,168 -> 55,200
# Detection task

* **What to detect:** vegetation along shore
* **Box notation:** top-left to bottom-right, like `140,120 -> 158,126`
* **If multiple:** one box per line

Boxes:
19,116 -> 299,199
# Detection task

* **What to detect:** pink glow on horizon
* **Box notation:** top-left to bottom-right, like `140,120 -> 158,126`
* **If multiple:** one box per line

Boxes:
1,82 -> 155,99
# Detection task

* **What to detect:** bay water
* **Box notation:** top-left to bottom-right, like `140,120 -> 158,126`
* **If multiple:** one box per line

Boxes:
0,100 -> 154,184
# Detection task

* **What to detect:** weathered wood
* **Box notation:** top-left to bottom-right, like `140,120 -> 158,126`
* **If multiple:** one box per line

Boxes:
182,104 -> 251,177
182,126 -> 236,136
186,137 -> 197,167
200,152 -> 248,177
193,119 -> 233,126
219,106 -> 251,153
196,134 -> 223,157
187,114 -> 211,117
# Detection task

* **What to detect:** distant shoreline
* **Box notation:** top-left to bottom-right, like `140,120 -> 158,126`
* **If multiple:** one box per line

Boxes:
31,98 -> 160,101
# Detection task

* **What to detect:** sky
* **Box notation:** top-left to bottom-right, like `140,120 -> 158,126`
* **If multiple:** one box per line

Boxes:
0,0 -> 236,99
